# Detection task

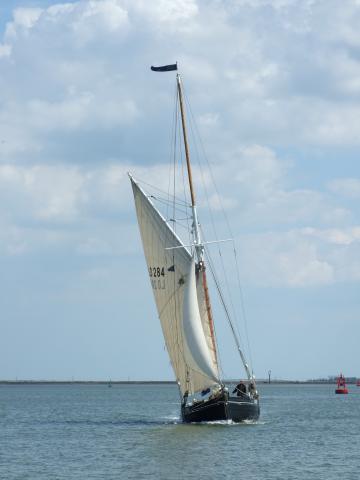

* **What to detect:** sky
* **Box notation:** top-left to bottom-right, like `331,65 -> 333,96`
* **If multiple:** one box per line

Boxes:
0,0 -> 359,382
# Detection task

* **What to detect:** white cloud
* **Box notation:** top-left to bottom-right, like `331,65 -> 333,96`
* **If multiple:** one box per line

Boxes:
1,0 -> 360,382
0,221 -> 29,256
328,178 -> 360,199
9,7 -> 43,33
26,93 -> 139,132
129,0 -> 198,25
0,0 -> 359,288
4,2 -> 129,46
193,145 -> 351,229
207,193 -> 238,211
1,0 -> 360,159
233,145 -> 284,195
0,161 -> 177,226
0,164 -> 84,222
237,226 -> 360,287
0,43 -> 11,57
1,150 -> 358,288
231,0 -> 304,8
238,230 -> 335,287
76,237 -> 112,255
198,112 -> 219,127
70,0 -> 129,45
301,226 -> 360,246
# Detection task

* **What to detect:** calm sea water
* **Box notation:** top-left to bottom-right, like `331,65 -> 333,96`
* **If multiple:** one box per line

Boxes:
1,383 -> 359,479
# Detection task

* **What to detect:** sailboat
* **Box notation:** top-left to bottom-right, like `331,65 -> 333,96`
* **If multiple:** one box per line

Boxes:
129,64 -> 260,423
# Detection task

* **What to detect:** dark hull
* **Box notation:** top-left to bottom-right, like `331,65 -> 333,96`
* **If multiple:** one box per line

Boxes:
182,395 -> 260,423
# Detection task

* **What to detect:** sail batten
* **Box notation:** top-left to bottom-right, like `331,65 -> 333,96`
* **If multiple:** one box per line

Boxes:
130,176 -> 221,395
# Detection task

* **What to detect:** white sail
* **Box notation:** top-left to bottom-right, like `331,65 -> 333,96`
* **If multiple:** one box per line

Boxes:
182,256 -> 219,383
130,176 -> 220,395
196,268 -> 218,371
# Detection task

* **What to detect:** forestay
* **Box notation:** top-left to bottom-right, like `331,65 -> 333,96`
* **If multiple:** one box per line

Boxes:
130,177 -> 221,395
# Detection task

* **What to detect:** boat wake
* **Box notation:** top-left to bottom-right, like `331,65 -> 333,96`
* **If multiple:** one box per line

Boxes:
44,416 -> 264,427
187,419 -> 265,426
43,417 -> 182,427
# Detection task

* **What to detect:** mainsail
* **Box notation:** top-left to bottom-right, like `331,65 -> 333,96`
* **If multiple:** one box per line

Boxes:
130,176 -> 221,395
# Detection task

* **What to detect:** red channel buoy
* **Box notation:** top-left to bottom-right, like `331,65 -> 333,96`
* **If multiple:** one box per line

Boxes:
335,374 -> 348,394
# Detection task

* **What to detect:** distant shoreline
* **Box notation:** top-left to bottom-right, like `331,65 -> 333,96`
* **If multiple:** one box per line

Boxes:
0,379 -> 353,385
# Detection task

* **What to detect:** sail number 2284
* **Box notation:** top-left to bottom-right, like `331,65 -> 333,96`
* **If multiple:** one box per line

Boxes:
148,266 -> 165,277
148,266 -> 165,290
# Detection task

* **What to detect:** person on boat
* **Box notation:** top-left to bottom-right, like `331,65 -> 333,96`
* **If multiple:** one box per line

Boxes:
248,382 -> 258,398
232,381 -> 247,397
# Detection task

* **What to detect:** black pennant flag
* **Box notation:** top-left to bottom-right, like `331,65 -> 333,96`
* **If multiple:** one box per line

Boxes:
167,265 -> 175,272
151,63 -> 177,72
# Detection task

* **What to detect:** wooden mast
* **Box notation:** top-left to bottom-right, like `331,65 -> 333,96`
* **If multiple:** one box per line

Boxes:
176,73 -> 218,363
177,74 -> 196,208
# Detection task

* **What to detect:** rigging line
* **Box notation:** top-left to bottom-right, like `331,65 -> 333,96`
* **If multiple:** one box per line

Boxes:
139,170 -> 183,392
207,294 -> 226,381
146,192 -> 189,209
181,86 -> 246,379
179,79 -> 228,386
174,89 -> 193,390
183,89 -> 250,364
152,202 -> 190,219
172,85 -> 190,393
171,84 -> 183,379
183,91 -> 254,373
176,89 -> 222,386
181,157 -> 192,248
176,99 -> 192,248
152,204 -> 189,219
137,178 -> 189,206
232,241 -> 254,372
200,225 -> 244,348
150,191 -> 189,207
203,231 -> 247,357
185,101 -> 218,241
182,92 -> 220,244
151,197 -> 189,217
155,80 -> 181,393
205,249 -> 251,380
172,82 -> 178,238
184,103 -> 238,377
176,94 -> 223,378
197,246 -> 223,378
183,92 -> 230,272
201,233 -> 246,379
167,81 -> 180,222
170,89 -> 193,393
204,250 -> 239,355
166,222 -> 193,234
167,217 -> 192,222
195,240 -> 226,380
